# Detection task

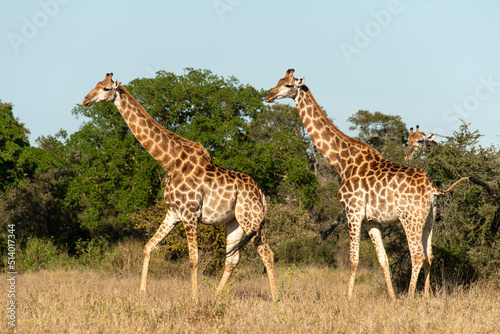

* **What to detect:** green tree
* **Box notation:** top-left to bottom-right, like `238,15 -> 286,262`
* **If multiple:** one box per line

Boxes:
243,104 -> 318,208
0,101 -> 31,191
0,103 -> 85,265
347,110 -> 408,160
126,68 -> 266,162
41,101 -> 163,238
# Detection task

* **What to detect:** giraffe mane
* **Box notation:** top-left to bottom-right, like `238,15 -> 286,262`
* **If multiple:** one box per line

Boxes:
117,84 -> 212,160
302,86 -> 382,158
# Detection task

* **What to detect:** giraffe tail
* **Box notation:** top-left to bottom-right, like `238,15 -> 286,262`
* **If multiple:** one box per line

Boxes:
438,177 -> 470,194
226,231 -> 257,257
439,176 -> 499,203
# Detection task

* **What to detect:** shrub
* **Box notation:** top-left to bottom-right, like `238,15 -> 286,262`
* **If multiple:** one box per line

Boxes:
74,238 -> 109,268
16,237 -> 70,272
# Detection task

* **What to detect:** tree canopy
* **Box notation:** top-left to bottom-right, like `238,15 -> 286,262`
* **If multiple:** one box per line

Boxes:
0,101 -> 30,191
347,109 -> 408,159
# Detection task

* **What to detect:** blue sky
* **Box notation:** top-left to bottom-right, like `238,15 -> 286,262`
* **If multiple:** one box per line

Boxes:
2,0 -> 500,148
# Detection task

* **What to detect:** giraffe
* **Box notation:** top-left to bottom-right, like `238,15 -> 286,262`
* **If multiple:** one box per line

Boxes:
405,125 -> 439,161
265,69 -> 474,299
83,73 -> 278,300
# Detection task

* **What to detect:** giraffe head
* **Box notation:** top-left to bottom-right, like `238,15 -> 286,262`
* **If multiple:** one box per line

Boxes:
265,69 -> 306,102
404,125 -> 439,160
83,73 -> 120,106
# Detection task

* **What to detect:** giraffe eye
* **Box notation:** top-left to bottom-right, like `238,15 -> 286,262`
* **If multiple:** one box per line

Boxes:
103,87 -> 111,91
285,84 -> 293,88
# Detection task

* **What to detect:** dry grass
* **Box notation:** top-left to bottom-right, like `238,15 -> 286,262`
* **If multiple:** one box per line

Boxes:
2,265 -> 499,333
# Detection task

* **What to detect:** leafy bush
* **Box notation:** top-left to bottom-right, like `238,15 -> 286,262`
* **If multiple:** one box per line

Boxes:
74,238 -> 109,268
263,202 -> 338,265
16,237 -> 70,272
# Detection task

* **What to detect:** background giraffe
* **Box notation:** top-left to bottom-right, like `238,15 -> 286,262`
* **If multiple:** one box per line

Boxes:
83,73 -> 278,300
265,69 -> 479,299
405,125 -> 439,161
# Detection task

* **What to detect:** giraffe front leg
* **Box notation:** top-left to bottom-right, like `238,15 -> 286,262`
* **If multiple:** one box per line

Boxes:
365,224 -> 395,299
216,219 -> 244,295
141,211 -> 178,293
346,213 -> 363,300
184,221 -> 199,299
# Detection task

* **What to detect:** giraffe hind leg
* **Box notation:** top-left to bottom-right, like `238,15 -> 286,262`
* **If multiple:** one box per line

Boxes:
253,230 -> 278,301
140,210 -> 179,293
422,200 -> 436,296
216,219 -> 244,295
365,223 -> 396,299
403,219 -> 426,298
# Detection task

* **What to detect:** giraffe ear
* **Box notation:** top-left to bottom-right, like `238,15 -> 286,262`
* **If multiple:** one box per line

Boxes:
112,80 -> 119,89
295,77 -> 305,86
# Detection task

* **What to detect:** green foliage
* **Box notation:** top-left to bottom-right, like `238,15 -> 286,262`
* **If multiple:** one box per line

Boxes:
265,202 -> 317,245
311,163 -> 344,230
348,109 -> 408,160
0,166 -> 84,259
42,102 -> 163,237
263,202 -> 337,266
16,237 -> 70,272
0,100 -> 31,191
242,104 -> 318,208
74,238 -> 109,268
127,68 -> 265,159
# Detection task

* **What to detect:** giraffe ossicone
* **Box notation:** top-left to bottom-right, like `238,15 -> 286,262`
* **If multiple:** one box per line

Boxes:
83,73 -> 278,300
266,69 -> 474,299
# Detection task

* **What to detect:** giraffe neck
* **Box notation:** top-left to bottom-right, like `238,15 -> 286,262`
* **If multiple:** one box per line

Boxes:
294,88 -> 382,178
113,84 -> 211,172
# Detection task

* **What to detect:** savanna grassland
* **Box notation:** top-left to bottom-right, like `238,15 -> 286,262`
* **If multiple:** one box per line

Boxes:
2,262 -> 499,333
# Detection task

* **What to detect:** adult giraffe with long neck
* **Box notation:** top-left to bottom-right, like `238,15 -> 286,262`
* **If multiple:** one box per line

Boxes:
265,69 -> 473,299
83,73 -> 278,300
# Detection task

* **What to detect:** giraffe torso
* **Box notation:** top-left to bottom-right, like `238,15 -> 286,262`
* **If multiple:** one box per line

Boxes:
338,157 -> 438,224
164,162 -> 265,227
291,89 -> 439,225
